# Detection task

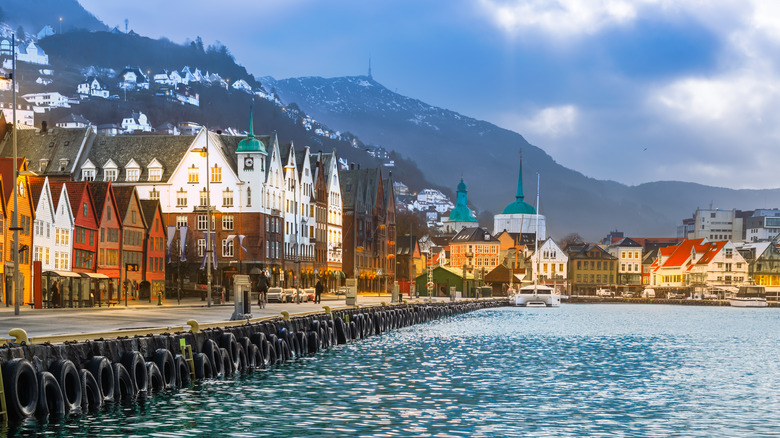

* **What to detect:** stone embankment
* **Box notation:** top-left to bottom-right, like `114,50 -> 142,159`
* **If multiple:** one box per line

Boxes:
0,299 -> 506,423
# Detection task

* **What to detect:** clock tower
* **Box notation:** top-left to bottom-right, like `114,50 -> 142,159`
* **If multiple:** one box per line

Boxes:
236,106 -> 267,210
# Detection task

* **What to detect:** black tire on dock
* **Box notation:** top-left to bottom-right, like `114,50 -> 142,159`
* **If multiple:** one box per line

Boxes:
113,363 -> 135,400
79,369 -> 102,411
2,358 -> 38,420
174,354 -> 191,387
37,371 -> 65,417
202,339 -> 223,377
193,353 -> 212,380
48,359 -> 82,414
120,351 -> 148,394
153,349 -> 176,389
146,362 -> 164,392
86,356 -> 115,404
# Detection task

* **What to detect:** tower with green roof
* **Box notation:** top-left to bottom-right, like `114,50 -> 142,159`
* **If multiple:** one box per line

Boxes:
236,106 -> 267,205
444,178 -> 478,233
493,151 -> 546,239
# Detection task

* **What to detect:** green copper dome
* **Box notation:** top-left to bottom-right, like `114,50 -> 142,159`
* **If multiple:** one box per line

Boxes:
449,178 -> 477,222
501,153 -> 536,215
236,106 -> 266,153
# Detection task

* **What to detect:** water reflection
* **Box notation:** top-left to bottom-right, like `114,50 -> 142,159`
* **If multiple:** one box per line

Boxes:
8,305 -> 780,437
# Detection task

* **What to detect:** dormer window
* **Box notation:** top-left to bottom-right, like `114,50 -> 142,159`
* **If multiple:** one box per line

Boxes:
126,169 -> 139,181
82,169 -> 95,181
104,169 -> 117,181
59,159 -> 69,172
39,159 -> 48,173
148,168 -> 162,181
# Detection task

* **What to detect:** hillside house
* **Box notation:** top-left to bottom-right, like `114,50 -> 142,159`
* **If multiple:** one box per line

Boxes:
231,79 -> 253,93
56,114 -> 91,129
118,68 -> 149,90
77,76 -> 110,99
121,111 -> 152,133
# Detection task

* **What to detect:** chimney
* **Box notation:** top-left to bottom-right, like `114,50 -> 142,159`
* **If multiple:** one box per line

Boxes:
389,171 -> 392,178
41,121 -> 48,133
357,163 -> 361,170
350,163 -> 355,170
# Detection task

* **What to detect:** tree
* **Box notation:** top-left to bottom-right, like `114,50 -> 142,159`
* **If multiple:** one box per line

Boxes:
558,233 -> 584,250
195,36 -> 204,53
15,25 -> 25,41
395,210 -> 430,237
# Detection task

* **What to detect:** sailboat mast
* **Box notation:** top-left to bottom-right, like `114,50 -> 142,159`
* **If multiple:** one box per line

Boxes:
534,172 -> 540,286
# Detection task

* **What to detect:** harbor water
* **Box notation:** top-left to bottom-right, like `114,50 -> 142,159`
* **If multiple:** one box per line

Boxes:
9,304 -> 780,437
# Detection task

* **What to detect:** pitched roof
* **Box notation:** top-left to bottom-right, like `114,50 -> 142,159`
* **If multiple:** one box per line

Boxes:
140,199 -> 164,233
48,179 -> 65,211
0,157 -> 24,205
661,238 -> 706,268
83,134 -> 195,182
451,227 -> 500,243
87,181 -> 110,219
111,185 -> 135,219
0,128 -> 93,176
27,175 -> 45,208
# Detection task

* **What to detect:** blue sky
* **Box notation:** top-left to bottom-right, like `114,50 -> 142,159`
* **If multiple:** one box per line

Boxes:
79,0 -> 780,190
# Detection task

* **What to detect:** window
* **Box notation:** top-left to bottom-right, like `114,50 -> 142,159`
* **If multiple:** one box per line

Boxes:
247,187 -> 251,207
211,165 -> 222,183
197,239 -> 206,257
149,188 -> 160,201
222,215 -> 234,230
82,169 -> 95,181
222,189 -> 233,207
176,216 -> 188,228
198,214 -> 208,230
148,168 -> 162,181
83,203 -> 88,217
222,239 -> 234,257
188,165 -> 199,183
104,169 -> 117,181
126,169 -> 140,181
200,189 -> 209,207
177,189 -> 187,207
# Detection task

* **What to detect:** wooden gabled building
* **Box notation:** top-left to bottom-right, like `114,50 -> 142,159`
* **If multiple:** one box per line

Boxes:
113,185 -> 148,299
0,158 -> 34,307
140,199 -> 166,299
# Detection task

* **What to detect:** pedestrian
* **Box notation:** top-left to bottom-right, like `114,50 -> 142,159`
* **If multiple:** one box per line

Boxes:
315,280 -> 323,304
257,270 -> 269,306
50,281 -> 60,308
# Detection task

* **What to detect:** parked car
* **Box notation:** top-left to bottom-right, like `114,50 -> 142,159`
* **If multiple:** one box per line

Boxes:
642,288 -> 656,298
596,288 -> 614,297
336,286 -> 349,296
266,287 -> 286,303
621,291 -> 634,298
284,288 -> 298,303
303,288 -> 315,301
667,291 -> 685,299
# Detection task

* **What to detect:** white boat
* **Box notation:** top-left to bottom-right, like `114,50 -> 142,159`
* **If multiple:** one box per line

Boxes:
729,285 -> 768,307
515,284 -> 561,307
510,172 -> 560,308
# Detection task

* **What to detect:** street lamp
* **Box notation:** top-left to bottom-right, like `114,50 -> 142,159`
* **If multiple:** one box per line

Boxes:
0,34 -> 20,314
192,127 -> 212,307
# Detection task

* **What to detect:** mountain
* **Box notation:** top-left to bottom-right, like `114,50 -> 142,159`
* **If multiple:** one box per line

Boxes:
0,0 -> 105,36
7,29 -> 433,200
263,75 -> 780,240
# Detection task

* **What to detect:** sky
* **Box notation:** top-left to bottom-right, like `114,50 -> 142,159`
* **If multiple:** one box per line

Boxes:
78,0 -> 780,190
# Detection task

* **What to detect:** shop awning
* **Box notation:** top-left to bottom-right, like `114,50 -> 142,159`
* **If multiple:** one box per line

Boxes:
333,271 -> 345,279
79,273 -> 110,279
44,270 -> 81,278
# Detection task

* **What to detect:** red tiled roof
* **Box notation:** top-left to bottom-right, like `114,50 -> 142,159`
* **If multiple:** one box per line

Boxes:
696,241 -> 727,265
661,238 -> 706,268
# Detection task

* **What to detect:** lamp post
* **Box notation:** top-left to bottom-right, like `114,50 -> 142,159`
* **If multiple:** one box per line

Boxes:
1,34 -> 20,315
193,128 -> 212,307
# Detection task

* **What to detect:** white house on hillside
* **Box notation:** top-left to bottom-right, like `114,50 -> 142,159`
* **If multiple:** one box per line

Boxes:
121,111 -> 152,133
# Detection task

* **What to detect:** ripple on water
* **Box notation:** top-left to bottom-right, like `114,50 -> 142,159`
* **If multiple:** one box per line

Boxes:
8,304 -> 780,437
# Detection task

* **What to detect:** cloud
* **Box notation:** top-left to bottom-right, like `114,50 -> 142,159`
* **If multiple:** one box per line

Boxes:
476,0 -> 649,37
519,105 -> 579,138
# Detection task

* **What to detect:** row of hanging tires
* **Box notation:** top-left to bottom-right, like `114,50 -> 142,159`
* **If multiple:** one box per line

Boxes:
1,301 -> 502,422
